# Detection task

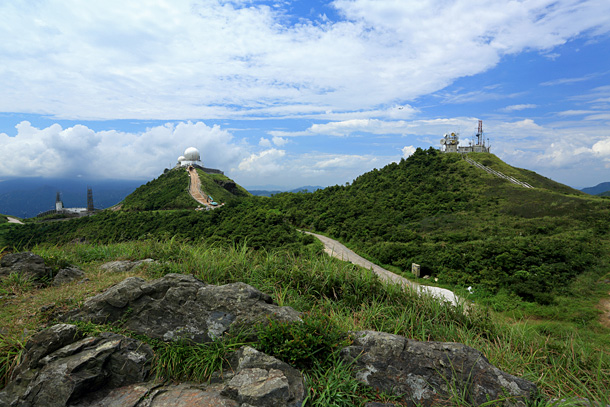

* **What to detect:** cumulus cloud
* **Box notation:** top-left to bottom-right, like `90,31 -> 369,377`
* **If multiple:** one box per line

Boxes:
236,149 -> 286,175
1,0 -> 608,120
0,121 -> 245,179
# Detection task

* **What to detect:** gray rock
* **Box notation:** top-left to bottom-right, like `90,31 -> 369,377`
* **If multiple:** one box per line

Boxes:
223,346 -> 305,407
99,259 -> 155,273
0,324 -> 154,407
0,252 -> 51,282
341,330 -> 537,407
61,273 -> 301,343
52,267 -> 86,286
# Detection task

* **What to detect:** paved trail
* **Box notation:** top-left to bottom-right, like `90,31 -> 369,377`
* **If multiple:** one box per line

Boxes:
304,231 -> 461,306
6,217 -> 23,225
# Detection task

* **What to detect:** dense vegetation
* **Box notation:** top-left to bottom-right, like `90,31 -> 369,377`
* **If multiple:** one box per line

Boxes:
3,199 -> 306,251
0,214 -> 7,224
272,149 -> 610,312
1,149 -> 610,405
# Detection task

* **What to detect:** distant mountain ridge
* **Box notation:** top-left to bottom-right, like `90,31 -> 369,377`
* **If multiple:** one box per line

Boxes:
581,182 -> 610,195
249,185 -> 322,197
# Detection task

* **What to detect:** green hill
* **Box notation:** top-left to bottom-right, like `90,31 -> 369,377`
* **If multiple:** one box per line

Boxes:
120,167 -> 250,211
0,214 -> 7,224
273,148 -> 610,309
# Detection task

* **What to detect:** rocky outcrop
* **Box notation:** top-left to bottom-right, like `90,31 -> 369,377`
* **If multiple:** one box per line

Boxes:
0,324 -> 154,407
341,330 -> 537,407
1,274 -> 539,407
61,273 -> 301,343
99,259 -> 155,273
0,324 -> 305,407
0,252 -> 50,282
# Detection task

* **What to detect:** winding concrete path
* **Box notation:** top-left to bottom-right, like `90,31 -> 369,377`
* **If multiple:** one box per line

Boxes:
6,216 -> 23,225
304,231 -> 461,306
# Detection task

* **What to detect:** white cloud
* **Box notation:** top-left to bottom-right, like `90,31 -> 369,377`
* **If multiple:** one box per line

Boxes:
0,121 -> 245,179
259,137 -> 272,147
272,136 -> 289,146
500,104 -> 537,112
0,0 -> 608,120
402,145 -> 416,158
236,149 -> 286,175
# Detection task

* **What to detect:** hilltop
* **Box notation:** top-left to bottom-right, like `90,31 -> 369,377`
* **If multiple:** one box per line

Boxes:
273,148 -> 610,311
120,166 -> 250,211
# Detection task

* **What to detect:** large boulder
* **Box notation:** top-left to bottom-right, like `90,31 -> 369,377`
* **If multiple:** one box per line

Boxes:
0,324 -> 154,407
0,252 -> 51,282
61,273 -> 301,343
341,331 -> 537,407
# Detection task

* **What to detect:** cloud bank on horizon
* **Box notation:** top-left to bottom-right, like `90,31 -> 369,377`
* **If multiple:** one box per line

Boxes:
1,0 -> 609,189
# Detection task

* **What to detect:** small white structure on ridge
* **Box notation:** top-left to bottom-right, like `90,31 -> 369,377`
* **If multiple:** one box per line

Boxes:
178,147 -> 203,167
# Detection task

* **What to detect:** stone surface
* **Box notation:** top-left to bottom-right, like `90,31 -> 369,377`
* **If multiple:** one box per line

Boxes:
99,259 -> 155,273
0,324 -> 154,407
341,330 -> 538,407
52,267 -> 86,286
61,273 -> 301,343
223,346 -> 305,407
0,252 -> 50,282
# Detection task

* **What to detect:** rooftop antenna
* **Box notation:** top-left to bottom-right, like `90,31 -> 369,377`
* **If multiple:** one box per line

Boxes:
476,120 -> 484,146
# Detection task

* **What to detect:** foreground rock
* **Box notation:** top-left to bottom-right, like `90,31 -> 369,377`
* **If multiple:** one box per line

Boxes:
0,325 -> 304,407
0,252 -> 50,282
52,267 -> 86,286
341,331 -> 537,407
0,324 -> 154,407
99,259 -> 155,273
61,273 -> 301,343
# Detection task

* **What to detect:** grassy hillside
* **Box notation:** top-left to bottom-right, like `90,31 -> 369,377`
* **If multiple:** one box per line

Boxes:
0,214 -> 7,224
273,148 -> 610,315
1,239 -> 608,405
120,167 -> 195,210
195,169 -> 251,202
120,167 -> 250,211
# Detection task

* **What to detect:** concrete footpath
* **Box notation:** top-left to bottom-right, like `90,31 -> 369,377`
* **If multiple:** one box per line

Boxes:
303,231 -> 461,306
6,217 -> 24,225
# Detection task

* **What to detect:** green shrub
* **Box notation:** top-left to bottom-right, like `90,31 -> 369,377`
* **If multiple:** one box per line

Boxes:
254,313 -> 348,369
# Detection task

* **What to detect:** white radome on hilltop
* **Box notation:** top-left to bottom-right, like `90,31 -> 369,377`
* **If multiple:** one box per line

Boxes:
178,147 -> 202,167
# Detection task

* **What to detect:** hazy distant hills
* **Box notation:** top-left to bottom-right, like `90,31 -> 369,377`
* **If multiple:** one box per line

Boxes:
249,186 -> 323,197
581,182 -> 610,195
0,177 -> 146,218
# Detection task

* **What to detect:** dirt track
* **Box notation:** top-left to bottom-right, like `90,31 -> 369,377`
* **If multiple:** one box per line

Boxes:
303,231 -> 460,306
187,167 -> 210,206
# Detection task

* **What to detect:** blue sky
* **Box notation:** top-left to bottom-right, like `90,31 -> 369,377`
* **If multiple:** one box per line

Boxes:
1,0 -> 609,189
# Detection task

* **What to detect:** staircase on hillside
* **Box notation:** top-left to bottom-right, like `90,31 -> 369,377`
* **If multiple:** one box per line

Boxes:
464,157 -> 533,189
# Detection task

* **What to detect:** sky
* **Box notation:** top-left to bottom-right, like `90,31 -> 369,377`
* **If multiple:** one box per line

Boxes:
1,0 -> 610,190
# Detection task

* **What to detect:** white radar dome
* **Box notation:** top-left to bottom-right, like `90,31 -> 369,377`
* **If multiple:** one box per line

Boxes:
184,147 -> 200,161
177,155 -> 186,162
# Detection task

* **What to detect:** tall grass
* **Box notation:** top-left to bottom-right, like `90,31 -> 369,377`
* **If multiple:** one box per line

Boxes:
1,239 -> 608,405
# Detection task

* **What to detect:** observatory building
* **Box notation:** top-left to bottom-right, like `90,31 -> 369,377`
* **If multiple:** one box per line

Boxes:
440,120 -> 490,154
176,147 -> 224,175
